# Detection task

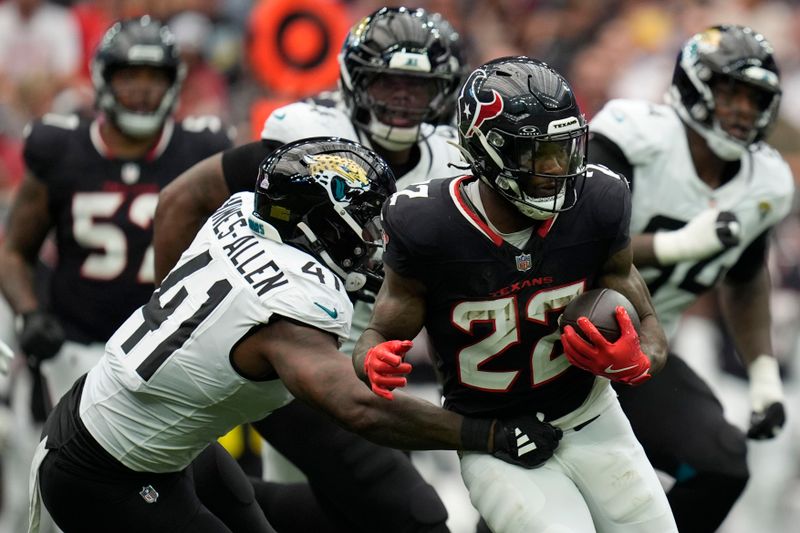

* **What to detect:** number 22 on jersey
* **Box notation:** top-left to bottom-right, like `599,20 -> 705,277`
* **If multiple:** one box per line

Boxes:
453,281 -> 584,391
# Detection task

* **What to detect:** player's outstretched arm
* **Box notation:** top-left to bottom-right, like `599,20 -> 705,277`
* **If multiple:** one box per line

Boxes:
598,244 -> 668,375
153,153 -> 229,283
261,318 -> 562,465
352,264 -> 426,399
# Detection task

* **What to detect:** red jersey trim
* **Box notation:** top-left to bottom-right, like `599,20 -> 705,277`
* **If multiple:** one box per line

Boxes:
449,176 -> 504,247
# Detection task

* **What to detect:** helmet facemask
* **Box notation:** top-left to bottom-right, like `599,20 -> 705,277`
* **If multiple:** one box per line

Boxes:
91,17 -> 186,139
97,65 -> 184,139
338,7 -> 456,151
251,138 -> 396,296
466,121 -> 588,220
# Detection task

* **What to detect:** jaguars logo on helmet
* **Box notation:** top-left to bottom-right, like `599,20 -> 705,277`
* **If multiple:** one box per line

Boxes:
251,137 -> 396,294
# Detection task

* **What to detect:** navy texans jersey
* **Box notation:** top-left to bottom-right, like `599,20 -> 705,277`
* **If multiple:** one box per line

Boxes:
382,169 -> 631,419
23,114 -> 232,343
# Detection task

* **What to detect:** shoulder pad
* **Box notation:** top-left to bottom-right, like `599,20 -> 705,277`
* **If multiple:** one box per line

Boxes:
260,102 -> 355,144
591,99 -> 677,165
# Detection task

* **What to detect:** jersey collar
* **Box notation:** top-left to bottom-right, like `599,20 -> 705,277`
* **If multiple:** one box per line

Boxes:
449,176 -> 559,247
90,117 -> 175,161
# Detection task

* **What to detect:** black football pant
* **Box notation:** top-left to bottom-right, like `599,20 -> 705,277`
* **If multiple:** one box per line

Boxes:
40,438 -> 274,533
252,400 -> 450,533
615,354 -> 749,533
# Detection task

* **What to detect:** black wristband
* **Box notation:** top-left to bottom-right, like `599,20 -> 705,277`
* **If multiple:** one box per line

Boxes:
460,418 -> 494,451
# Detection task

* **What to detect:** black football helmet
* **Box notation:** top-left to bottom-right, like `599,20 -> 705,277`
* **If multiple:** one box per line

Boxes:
457,56 -> 588,220
339,7 -> 456,150
91,16 -> 186,138
250,137 -> 396,294
669,24 -> 781,160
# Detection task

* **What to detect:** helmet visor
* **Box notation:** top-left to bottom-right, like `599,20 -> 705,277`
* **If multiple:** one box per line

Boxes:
510,127 -> 588,178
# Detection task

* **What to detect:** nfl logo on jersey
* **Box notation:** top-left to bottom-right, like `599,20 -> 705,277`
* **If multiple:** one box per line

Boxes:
139,485 -> 159,504
515,253 -> 532,272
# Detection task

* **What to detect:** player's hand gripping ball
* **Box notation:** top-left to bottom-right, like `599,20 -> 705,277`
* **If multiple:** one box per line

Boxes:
560,289 -> 651,385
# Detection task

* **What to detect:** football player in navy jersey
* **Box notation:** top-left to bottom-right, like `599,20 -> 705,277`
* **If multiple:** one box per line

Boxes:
590,25 -> 794,532
152,8 -> 467,533
0,16 -> 232,407
28,137 -> 554,533
354,56 -> 678,533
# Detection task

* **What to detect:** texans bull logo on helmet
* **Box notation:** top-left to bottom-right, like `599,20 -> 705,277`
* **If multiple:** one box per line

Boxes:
458,69 -> 504,138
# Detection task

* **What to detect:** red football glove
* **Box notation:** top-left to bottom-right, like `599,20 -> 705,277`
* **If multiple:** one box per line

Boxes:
561,306 -> 651,385
364,340 -> 414,400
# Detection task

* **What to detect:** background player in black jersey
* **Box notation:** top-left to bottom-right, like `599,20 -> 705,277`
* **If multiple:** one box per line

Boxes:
0,16 -> 232,410
589,25 -> 794,532
354,56 -> 678,533
152,8 -> 466,533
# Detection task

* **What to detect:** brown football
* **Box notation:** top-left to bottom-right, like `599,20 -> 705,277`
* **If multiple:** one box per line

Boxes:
559,288 -> 641,342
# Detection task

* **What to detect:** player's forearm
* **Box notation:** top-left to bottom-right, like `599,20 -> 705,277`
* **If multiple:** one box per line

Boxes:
0,248 -> 39,314
345,391 -> 464,451
630,234 -> 660,267
352,327 -> 388,382
719,266 -> 773,366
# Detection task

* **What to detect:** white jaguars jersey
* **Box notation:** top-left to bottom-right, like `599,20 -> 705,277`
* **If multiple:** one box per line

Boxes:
591,99 -> 795,339
260,101 -> 464,190
80,192 -> 353,472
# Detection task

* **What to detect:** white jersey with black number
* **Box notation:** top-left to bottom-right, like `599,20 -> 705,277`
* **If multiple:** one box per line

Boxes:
260,101 -> 464,189
591,99 -> 795,338
79,192 -> 353,473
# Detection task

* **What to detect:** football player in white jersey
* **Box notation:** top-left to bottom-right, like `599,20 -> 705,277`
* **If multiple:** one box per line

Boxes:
29,138 -> 549,533
152,8 -> 466,532
589,25 -> 794,533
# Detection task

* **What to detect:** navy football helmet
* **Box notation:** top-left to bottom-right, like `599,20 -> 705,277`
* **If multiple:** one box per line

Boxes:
457,56 -> 587,220
669,25 -> 781,160
91,16 -> 186,138
250,137 -> 396,294
339,7 -> 456,150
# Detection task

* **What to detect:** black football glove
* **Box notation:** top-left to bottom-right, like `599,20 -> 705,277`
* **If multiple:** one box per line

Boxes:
18,310 -> 65,364
747,402 -> 786,440
715,211 -> 741,249
461,415 -> 562,469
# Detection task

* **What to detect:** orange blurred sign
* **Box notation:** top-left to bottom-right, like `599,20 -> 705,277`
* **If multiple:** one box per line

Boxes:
247,0 -> 350,97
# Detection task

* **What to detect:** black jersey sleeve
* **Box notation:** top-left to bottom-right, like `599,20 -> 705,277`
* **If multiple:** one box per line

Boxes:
725,230 -> 769,283
586,166 -> 632,256
381,199 -> 423,280
222,139 -> 284,193
589,132 -> 635,192
380,182 -> 449,282
23,120 -> 68,182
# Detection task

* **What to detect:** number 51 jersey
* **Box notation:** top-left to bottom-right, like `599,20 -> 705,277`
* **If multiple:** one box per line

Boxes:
80,192 -> 353,472
382,172 -> 632,421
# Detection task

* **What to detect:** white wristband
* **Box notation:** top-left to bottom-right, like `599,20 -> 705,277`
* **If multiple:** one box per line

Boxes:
748,354 -> 784,412
652,208 -> 724,265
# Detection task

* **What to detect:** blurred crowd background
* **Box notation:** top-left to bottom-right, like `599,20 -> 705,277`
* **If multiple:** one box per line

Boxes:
1,0 -> 799,532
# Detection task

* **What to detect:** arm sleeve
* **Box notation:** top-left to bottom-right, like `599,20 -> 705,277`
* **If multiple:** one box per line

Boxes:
381,201 -> 423,280
725,231 -> 769,284
589,132 -> 635,192
221,139 -> 284,193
